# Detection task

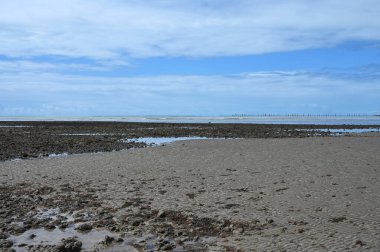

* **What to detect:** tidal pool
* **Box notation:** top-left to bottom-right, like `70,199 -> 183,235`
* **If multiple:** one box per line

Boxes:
10,227 -> 119,251
126,136 -> 212,145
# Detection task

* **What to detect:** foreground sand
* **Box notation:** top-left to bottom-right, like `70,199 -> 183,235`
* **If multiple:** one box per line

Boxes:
1,136 -> 380,251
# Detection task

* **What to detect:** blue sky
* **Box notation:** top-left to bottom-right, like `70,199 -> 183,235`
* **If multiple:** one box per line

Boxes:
0,0 -> 379,116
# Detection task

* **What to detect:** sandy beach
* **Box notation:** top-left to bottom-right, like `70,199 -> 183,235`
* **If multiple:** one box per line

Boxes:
1,136 -> 380,251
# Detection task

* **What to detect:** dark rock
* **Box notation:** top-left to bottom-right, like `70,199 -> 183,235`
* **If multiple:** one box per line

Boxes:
9,224 -> 26,234
355,240 -> 365,246
122,201 -> 133,208
45,224 -> 56,230
157,209 -> 166,218
75,223 -> 92,232
0,240 -> 13,248
224,203 -> 240,209
104,235 -> 115,244
160,243 -> 174,251
59,223 -> 69,229
131,218 -> 143,226
275,187 -> 289,192
157,239 -> 174,251
56,237 -> 82,252
329,216 -> 346,223
23,224 -> 32,230
0,232 -> 9,239
186,193 -> 196,199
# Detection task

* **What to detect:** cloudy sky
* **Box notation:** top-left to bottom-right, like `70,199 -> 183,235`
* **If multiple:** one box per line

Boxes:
1,0 -> 380,116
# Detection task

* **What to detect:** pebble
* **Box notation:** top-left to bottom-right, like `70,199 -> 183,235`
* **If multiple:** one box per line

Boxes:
132,218 -> 143,226
157,209 -> 166,218
233,227 -> 244,234
160,243 -> 174,250
44,224 -> 56,230
76,223 -> 92,232
56,237 -> 82,252
355,240 -> 365,246
104,235 -> 115,244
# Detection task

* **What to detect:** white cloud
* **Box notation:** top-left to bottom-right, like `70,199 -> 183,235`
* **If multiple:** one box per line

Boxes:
0,70 -> 379,115
0,0 -> 379,60
0,60 -> 114,74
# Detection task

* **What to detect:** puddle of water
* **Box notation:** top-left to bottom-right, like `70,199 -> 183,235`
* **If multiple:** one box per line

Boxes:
125,136 -> 211,145
298,128 -> 380,134
35,208 -> 60,220
9,208 -> 138,252
33,208 -> 93,223
101,235 -> 156,252
323,128 -> 379,133
9,208 -> 216,252
48,153 -> 69,158
58,133 -> 115,136
9,153 -> 69,162
0,125 -> 31,128
10,227 -> 121,251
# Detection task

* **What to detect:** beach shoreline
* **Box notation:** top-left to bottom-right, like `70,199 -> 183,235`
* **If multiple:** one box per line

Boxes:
1,121 -> 379,162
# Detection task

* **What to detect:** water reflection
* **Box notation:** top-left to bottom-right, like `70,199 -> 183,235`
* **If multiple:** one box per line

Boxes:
127,136 -> 212,145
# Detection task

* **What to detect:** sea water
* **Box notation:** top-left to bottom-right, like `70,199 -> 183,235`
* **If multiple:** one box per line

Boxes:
1,116 -> 380,125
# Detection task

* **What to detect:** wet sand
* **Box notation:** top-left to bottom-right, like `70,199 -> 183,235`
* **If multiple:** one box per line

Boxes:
1,136 -> 380,251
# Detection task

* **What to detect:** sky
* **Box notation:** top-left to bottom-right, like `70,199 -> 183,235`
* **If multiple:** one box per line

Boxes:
0,0 -> 380,116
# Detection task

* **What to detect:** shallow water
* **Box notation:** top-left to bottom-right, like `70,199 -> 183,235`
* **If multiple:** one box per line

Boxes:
48,153 -> 69,158
7,208 -> 213,252
10,227 -> 118,251
127,136 -> 212,145
35,208 -> 60,220
299,128 -> 380,134
0,125 -> 31,128
58,133 -> 115,136
9,208 -> 137,251
320,128 -> 380,133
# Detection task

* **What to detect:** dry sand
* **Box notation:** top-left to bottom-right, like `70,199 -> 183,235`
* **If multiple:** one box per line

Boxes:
1,136 -> 380,251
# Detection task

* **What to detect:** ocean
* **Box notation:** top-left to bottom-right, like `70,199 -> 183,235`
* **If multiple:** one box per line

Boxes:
1,116 -> 380,125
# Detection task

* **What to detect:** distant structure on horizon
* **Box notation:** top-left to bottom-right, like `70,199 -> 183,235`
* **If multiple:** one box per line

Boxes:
231,113 -> 377,117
